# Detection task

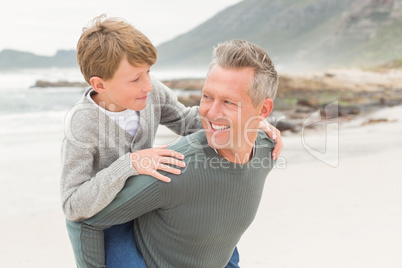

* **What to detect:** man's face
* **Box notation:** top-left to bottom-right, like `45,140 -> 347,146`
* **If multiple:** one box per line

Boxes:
199,65 -> 267,153
101,57 -> 152,112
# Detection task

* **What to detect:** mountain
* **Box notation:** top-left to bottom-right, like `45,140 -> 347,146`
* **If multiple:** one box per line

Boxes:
1,0 -> 401,71
0,49 -> 77,69
154,0 -> 402,70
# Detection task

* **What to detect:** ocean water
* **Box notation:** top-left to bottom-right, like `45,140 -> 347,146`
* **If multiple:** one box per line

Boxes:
0,67 -> 206,126
0,66 -> 206,144
0,67 -> 206,141
0,69 -> 82,139
0,67 -> 206,113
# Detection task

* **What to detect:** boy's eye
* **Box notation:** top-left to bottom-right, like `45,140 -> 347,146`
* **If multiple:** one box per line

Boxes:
132,77 -> 140,82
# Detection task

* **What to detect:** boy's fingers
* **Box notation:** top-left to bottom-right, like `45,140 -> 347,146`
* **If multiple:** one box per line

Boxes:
272,148 -> 278,160
158,164 -> 182,175
272,135 -> 283,160
151,170 -> 171,183
260,121 -> 277,140
266,126 -> 277,140
158,149 -> 185,160
160,157 -> 186,168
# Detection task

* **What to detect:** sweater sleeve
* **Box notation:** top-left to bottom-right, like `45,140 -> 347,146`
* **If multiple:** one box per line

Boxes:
152,77 -> 203,136
66,177 -> 163,268
60,103 -> 138,221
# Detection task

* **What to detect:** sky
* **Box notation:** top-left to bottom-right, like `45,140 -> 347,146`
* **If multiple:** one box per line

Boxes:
1,0 -> 243,56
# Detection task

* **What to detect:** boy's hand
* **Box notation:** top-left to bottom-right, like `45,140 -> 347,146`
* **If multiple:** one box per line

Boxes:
130,145 -> 185,182
259,121 -> 283,160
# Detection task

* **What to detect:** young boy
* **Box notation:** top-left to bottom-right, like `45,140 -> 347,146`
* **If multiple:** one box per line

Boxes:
61,14 -> 282,267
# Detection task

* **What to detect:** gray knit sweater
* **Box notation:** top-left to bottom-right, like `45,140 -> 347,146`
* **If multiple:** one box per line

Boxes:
66,130 -> 275,268
61,75 -> 202,221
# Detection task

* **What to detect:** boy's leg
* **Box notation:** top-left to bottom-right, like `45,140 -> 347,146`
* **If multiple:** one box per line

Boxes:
104,221 -> 146,268
66,177 -> 157,267
225,247 -> 240,268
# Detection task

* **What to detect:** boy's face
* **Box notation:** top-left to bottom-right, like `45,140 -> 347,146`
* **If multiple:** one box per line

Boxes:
95,57 -> 152,112
199,65 -> 269,153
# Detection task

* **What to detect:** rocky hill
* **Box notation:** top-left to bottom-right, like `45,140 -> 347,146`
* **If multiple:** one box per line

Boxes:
1,0 -> 401,70
155,0 -> 402,70
0,49 -> 77,69
162,68 -> 402,132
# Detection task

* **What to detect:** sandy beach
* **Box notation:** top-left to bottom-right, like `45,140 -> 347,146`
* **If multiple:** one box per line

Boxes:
1,105 -> 401,267
238,106 -> 402,267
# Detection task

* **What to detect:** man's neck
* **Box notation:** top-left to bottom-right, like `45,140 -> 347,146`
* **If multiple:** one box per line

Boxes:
216,144 -> 255,164
215,132 -> 259,164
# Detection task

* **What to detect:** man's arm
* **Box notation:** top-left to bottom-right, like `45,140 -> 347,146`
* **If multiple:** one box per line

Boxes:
66,175 -> 162,268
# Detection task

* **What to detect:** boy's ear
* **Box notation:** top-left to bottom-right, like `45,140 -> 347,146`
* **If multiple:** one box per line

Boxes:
259,98 -> 274,119
90,76 -> 106,93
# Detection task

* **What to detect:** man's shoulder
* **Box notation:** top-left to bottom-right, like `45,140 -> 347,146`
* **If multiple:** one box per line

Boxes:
167,130 -> 208,161
256,130 -> 275,149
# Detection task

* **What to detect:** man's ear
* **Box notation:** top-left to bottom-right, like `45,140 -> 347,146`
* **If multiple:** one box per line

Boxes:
259,98 -> 274,119
90,77 -> 106,93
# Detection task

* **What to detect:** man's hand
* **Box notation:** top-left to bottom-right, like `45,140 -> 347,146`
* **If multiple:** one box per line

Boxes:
259,121 -> 283,160
130,145 -> 185,182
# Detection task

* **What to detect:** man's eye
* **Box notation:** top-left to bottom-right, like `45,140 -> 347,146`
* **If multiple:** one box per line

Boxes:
225,100 -> 234,105
203,95 -> 210,99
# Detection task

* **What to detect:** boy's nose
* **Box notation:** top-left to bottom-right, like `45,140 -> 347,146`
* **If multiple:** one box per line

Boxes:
142,78 -> 152,92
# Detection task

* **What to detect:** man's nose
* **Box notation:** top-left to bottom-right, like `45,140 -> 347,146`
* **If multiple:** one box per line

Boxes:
208,100 -> 223,118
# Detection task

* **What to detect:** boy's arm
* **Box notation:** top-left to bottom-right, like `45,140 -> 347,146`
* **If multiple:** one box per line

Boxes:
61,99 -> 187,221
66,175 -> 162,268
61,137 -> 137,221
152,77 -> 202,136
259,120 -> 283,160
61,103 -> 138,221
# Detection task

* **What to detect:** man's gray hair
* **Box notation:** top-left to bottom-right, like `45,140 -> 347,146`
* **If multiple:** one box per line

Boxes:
209,40 -> 278,107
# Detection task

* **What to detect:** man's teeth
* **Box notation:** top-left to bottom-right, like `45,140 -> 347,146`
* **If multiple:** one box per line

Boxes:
211,123 -> 230,130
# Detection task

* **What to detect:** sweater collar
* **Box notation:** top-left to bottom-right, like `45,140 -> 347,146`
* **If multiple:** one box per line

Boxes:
201,133 -> 262,173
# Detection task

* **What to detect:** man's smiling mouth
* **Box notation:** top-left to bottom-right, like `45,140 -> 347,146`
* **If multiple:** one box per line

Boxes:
210,123 -> 230,131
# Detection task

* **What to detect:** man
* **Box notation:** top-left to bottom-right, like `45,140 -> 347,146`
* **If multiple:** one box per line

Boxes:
66,39 -> 279,268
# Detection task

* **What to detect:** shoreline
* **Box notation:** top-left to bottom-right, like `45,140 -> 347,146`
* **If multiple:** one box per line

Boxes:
27,67 -> 402,134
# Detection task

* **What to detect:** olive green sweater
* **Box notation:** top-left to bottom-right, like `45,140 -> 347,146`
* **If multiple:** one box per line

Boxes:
66,130 -> 275,268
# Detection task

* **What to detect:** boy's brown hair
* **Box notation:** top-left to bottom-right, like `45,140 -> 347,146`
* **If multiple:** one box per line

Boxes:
77,14 -> 157,84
